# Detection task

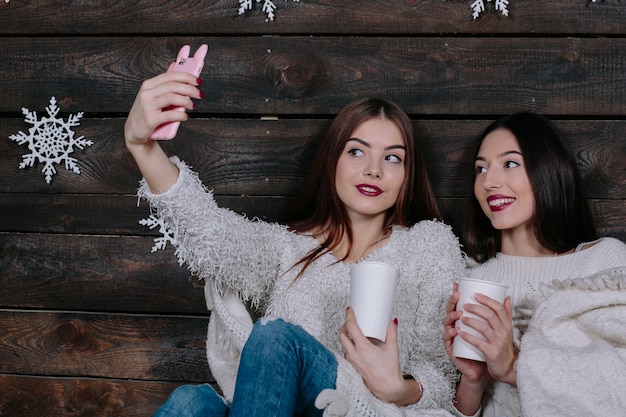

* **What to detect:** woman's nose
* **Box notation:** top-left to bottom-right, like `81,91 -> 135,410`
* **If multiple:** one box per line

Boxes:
481,169 -> 502,189
364,161 -> 382,178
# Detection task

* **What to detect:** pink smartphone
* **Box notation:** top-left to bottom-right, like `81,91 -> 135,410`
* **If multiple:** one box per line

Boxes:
150,44 -> 208,140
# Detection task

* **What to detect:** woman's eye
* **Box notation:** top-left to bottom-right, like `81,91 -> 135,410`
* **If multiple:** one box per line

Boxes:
386,154 -> 403,163
348,148 -> 364,157
504,160 -> 521,169
475,165 -> 487,175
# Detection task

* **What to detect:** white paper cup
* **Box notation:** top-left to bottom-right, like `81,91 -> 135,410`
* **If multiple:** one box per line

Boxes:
453,277 -> 509,362
349,261 -> 398,343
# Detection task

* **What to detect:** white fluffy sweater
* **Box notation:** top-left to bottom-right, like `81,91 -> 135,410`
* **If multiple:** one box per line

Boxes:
138,157 -> 467,417
466,237 -> 626,417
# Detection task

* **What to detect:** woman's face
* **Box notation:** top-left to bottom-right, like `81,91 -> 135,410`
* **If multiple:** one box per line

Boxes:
335,118 -> 406,223
474,128 -> 536,234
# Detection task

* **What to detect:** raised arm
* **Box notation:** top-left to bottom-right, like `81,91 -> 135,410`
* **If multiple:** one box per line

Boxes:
124,67 -> 202,193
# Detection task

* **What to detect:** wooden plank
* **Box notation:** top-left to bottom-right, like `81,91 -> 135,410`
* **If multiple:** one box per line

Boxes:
0,194 -> 297,234
1,37 -> 626,115
0,233 -> 206,313
2,118 -> 626,198
2,193 -> 625,243
1,1 -> 625,35
0,310 -> 212,382
588,199 -> 626,244
0,374 -> 190,417
0,117 -> 322,194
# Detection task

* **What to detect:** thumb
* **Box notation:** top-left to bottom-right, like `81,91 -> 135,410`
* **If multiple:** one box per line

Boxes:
384,317 -> 399,348
504,296 -> 513,318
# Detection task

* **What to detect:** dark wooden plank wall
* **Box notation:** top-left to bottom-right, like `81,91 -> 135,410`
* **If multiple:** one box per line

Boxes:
1,1 -> 625,415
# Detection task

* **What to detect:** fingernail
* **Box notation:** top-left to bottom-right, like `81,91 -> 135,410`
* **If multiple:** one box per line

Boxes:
199,90 -> 205,99
196,78 -> 202,85
393,318 -> 398,326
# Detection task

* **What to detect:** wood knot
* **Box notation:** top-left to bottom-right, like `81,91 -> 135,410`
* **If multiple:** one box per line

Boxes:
64,380 -> 123,415
53,320 -> 97,352
57,321 -> 80,342
265,51 -> 328,100
559,49 -> 582,63
432,48 -> 455,64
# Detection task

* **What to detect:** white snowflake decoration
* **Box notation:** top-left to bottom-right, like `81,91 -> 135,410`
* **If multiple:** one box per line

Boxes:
139,214 -> 177,252
9,97 -> 93,184
471,0 -> 510,19
238,0 -> 300,22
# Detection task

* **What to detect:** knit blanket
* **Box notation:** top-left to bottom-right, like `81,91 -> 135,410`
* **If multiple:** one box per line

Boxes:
516,267 -> 626,417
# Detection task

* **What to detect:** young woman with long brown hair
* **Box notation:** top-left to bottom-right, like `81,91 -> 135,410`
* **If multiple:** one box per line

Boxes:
125,66 -> 465,417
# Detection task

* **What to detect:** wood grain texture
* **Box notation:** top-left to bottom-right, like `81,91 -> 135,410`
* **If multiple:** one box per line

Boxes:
0,374 -> 188,417
0,310 -> 211,381
0,233 -> 205,313
1,0 -> 625,35
1,37 -> 625,115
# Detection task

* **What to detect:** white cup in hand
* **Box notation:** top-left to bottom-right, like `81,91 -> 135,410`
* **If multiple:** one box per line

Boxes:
453,277 -> 509,362
349,261 -> 398,343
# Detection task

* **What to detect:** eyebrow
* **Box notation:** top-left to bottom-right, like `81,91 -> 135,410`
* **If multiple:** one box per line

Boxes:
475,150 -> 523,161
347,137 -> 406,151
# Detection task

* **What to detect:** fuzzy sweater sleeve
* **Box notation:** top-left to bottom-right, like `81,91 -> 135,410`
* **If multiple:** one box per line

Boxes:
401,222 -> 465,412
137,156 -> 289,309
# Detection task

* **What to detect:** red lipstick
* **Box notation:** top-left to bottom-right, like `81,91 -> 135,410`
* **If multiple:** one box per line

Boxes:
487,194 -> 515,212
356,183 -> 383,196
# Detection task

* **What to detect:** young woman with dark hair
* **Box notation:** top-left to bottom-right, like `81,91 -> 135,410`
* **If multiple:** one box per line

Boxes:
124,66 -> 465,417
443,112 -> 626,417
462,112 -> 598,263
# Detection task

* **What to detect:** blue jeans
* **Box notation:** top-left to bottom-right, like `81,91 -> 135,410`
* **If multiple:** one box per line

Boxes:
153,318 -> 338,417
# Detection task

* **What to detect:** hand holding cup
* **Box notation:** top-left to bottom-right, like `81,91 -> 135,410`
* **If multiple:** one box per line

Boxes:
453,278 -> 508,362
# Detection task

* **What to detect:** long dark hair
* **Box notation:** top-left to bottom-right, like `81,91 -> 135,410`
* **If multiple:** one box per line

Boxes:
464,112 -> 598,262
285,97 -> 441,276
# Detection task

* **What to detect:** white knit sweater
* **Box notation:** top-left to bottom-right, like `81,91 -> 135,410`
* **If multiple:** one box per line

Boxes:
466,237 -> 626,417
138,157 -> 467,417
516,267 -> 626,417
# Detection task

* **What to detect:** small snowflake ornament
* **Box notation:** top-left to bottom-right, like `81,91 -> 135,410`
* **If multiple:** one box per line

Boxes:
238,0 -> 300,22
139,214 -> 177,252
9,97 -> 93,184
471,0 -> 510,19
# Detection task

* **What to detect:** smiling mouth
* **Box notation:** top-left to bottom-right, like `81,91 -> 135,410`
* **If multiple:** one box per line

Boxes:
356,184 -> 383,196
488,197 -> 515,208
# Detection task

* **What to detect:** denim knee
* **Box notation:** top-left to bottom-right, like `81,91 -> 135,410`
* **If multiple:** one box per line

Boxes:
169,384 -> 216,403
252,317 -> 290,336
153,384 -> 228,417
243,317 -> 337,377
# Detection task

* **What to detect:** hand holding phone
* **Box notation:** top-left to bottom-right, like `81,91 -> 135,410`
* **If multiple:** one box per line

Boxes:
150,44 -> 208,140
